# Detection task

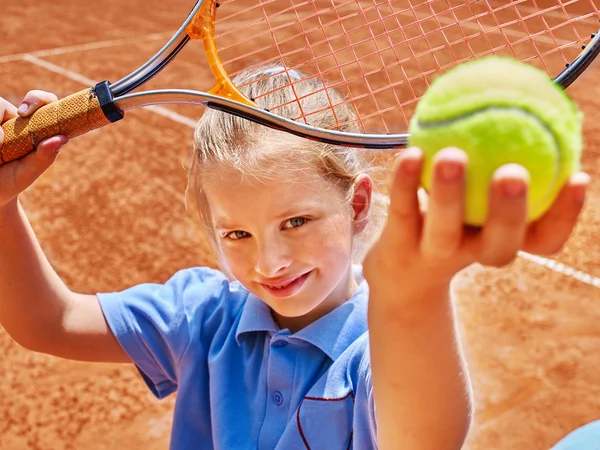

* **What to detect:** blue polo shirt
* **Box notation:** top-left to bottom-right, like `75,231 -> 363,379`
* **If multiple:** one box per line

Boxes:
97,267 -> 377,449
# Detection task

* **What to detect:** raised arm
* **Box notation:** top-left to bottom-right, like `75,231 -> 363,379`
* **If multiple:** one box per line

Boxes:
0,92 -> 129,363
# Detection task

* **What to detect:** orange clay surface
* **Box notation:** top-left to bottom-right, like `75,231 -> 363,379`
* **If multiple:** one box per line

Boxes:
0,1 -> 599,449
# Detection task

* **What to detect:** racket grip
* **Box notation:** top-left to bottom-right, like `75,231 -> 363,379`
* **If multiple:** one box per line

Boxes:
0,88 -> 115,166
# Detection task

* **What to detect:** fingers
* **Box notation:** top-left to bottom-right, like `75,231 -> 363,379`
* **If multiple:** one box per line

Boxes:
385,147 -> 423,249
385,146 -> 583,271
420,148 -> 467,258
0,97 -> 18,124
18,90 -> 58,117
1,90 -> 58,147
0,90 -> 65,206
523,171 -> 590,255
0,98 -> 19,149
475,164 -> 529,266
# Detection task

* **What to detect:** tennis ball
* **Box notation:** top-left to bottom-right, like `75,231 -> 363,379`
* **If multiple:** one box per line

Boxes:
408,56 -> 583,226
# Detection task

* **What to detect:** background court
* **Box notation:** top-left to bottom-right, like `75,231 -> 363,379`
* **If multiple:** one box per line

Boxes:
0,1 -> 599,449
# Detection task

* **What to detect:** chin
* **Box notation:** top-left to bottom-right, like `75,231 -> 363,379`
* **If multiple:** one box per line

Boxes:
269,298 -> 320,318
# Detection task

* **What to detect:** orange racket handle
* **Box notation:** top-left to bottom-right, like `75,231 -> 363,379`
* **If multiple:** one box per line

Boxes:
0,83 -> 122,166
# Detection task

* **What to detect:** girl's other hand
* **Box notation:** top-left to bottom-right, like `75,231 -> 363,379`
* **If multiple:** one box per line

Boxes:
0,91 -> 68,207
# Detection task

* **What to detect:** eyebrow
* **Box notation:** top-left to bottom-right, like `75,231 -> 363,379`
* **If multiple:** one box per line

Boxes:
274,202 -> 322,220
213,219 -> 242,231
213,202 -> 323,230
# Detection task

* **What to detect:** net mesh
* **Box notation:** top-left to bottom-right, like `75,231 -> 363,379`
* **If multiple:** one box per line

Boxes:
213,0 -> 600,134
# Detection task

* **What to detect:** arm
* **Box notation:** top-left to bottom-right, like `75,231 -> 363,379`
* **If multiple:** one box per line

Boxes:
0,92 -> 129,363
366,280 -> 471,449
364,146 -> 588,449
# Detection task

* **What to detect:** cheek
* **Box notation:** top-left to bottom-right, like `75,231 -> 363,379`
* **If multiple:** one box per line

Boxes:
310,214 -> 354,257
217,243 -> 253,274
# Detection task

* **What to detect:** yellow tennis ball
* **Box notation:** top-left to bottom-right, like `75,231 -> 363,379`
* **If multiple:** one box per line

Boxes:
408,56 -> 583,226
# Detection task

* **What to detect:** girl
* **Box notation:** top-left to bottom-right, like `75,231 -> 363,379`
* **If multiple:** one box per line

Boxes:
0,63 -> 589,449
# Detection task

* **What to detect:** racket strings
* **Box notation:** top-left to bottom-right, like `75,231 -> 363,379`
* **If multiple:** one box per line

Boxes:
212,0 -> 600,133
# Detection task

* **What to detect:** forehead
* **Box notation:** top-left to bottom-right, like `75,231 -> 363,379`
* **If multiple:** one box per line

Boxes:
203,163 -> 347,223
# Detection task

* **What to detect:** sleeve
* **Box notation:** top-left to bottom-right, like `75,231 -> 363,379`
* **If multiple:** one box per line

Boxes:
96,267 -> 232,399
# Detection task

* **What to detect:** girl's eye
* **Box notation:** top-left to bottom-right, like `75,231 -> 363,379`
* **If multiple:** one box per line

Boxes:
284,217 -> 307,229
225,230 -> 250,240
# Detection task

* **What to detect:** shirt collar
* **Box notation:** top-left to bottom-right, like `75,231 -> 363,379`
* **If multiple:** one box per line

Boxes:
235,269 -> 369,361
236,292 -> 280,340
292,279 -> 368,360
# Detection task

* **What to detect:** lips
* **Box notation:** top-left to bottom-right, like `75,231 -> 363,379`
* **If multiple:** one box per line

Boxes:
264,275 -> 303,289
260,271 -> 311,298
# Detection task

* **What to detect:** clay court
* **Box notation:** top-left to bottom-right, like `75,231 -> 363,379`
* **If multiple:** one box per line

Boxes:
0,0 -> 599,449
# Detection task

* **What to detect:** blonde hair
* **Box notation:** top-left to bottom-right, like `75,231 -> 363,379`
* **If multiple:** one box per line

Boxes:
185,63 -> 386,262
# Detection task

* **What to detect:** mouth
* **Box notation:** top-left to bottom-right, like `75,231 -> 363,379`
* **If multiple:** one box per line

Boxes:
260,270 -> 312,298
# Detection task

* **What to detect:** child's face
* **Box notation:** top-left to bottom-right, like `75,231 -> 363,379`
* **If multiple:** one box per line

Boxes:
203,162 -> 368,331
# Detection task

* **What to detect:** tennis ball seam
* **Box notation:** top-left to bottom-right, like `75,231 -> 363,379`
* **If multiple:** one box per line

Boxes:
417,106 -> 557,141
415,106 -> 563,213
415,105 -> 561,170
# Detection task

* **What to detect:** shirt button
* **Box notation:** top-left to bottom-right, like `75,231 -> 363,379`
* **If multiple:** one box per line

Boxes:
272,391 -> 284,406
273,340 -> 288,348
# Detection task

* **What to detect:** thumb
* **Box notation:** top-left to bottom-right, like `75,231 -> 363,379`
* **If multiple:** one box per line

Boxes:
36,135 -> 68,157
23,134 -> 68,176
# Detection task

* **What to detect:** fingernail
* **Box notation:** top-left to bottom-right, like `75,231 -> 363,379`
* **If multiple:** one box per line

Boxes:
403,158 -> 420,175
18,103 -> 29,115
55,136 -> 68,154
502,179 -> 527,197
439,162 -> 463,182
400,147 -> 422,175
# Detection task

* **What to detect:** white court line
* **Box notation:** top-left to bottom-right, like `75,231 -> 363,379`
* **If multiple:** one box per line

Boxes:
145,105 -> 197,128
517,252 -> 600,288
23,54 -> 97,87
0,32 -> 174,64
22,54 -> 193,201
23,54 -> 197,129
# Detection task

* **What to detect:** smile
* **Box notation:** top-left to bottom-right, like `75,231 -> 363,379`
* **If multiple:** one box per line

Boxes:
260,271 -> 312,298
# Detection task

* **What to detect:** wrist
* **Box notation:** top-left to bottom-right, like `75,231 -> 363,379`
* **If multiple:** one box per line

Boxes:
366,271 -> 452,320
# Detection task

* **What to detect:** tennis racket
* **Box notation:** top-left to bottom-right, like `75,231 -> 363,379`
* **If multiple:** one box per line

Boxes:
1,0 -> 599,163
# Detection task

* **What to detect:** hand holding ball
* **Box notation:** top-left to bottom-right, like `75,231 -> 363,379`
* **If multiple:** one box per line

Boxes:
409,57 -> 583,226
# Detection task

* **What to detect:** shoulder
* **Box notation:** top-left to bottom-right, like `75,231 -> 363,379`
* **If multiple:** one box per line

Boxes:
161,266 -> 248,312
96,266 -> 251,398
169,266 -> 251,332
100,266 -> 248,314
141,266 -> 235,298
97,266 -> 250,355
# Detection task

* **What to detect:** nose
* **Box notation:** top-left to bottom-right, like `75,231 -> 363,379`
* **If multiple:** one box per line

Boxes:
254,236 -> 292,277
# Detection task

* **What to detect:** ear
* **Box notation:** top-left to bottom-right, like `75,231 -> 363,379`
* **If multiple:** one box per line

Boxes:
351,174 -> 373,234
